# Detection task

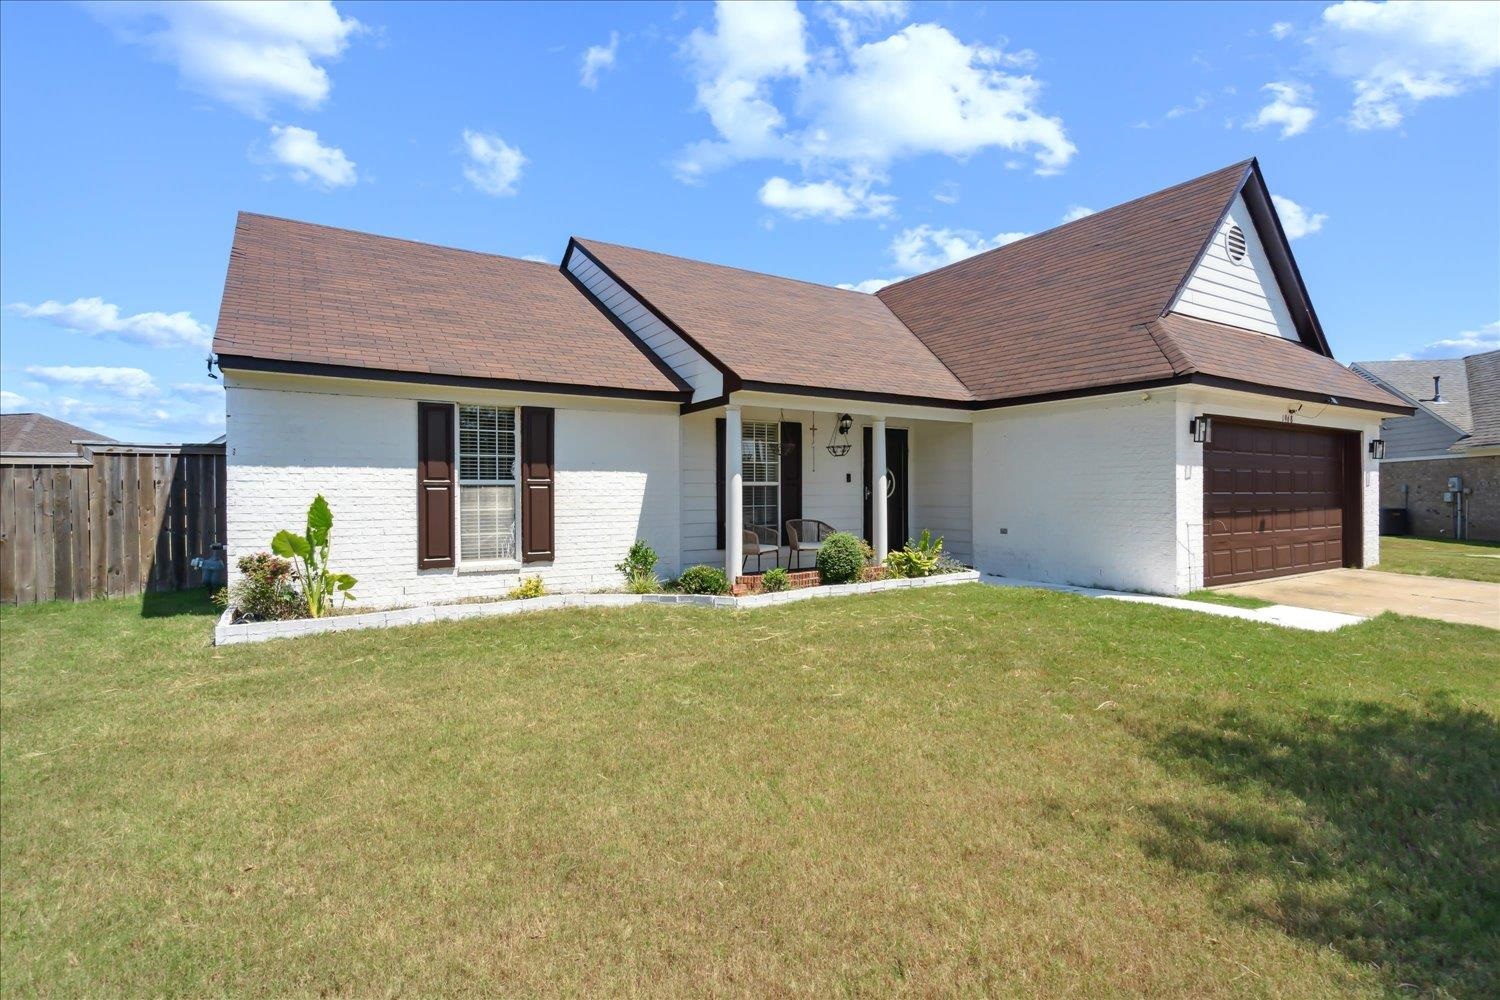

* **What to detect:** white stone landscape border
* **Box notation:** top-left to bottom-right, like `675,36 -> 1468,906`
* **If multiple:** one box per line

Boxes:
980,574 -> 1366,632
213,570 -> 982,645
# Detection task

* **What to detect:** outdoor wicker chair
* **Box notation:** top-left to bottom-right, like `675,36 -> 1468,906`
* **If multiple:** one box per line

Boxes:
785,518 -> 837,571
743,524 -> 779,572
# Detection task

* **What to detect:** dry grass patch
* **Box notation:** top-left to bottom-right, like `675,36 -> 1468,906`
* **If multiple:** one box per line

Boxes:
2,586 -> 1496,996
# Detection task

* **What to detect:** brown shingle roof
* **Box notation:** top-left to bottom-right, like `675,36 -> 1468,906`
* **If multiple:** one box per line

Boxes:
213,213 -> 687,398
572,237 -> 973,402
0,413 -> 112,454
1147,315 -> 1409,410
877,161 -> 1255,403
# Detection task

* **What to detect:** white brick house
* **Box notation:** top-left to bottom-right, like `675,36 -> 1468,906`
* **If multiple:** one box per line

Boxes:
213,159 -> 1410,606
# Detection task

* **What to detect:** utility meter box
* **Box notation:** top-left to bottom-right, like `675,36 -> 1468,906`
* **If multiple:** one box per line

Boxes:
1443,491 -> 1455,503
1448,476 -> 1463,491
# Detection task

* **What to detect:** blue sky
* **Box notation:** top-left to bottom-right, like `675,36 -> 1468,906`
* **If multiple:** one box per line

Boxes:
1,0 -> 1497,441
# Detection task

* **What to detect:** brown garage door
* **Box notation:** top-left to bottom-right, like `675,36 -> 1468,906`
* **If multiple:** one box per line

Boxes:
1203,420 -> 1356,586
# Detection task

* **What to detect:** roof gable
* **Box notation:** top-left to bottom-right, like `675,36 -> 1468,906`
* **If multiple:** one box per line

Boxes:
570,237 -> 973,403
877,161 -> 1253,403
1169,191 -> 1301,341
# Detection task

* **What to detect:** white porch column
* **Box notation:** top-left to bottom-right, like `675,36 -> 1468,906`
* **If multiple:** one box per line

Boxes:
725,405 -> 743,582
872,416 -> 888,564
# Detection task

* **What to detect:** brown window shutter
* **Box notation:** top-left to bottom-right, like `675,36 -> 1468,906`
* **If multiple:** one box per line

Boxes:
715,417 -> 726,550
521,407 -> 555,563
417,402 -> 455,569
779,421 -> 801,543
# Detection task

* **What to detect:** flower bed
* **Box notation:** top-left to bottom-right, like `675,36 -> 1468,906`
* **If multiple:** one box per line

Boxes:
214,570 -> 980,646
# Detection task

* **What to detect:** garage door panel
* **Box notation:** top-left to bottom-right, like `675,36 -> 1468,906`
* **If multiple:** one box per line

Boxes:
1203,421 -> 1351,586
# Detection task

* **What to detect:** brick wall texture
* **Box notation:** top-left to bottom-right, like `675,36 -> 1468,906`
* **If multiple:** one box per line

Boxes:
1379,455 -> 1500,541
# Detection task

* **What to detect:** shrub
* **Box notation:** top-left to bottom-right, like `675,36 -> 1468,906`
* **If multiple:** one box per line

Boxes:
226,552 -> 306,621
271,494 -> 356,618
678,564 -> 729,595
885,529 -> 944,578
933,553 -> 967,575
761,566 -> 790,592
615,540 -> 659,580
623,570 -> 662,594
816,532 -> 866,584
509,576 -> 546,600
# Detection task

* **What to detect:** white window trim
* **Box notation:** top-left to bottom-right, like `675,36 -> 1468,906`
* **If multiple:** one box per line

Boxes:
742,419 -> 781,545
455,403 -> 522,569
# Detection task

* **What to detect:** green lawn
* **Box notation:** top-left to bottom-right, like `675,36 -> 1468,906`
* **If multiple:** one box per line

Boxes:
3,587 -> 1497,997
1379,535 -> 1500,583
1181,589 -> 1275,610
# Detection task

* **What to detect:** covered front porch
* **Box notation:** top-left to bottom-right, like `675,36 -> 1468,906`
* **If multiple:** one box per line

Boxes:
680,391 -> 973,583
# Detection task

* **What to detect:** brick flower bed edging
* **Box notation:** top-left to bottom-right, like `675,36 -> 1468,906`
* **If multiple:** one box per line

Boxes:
212,570 -> 980,646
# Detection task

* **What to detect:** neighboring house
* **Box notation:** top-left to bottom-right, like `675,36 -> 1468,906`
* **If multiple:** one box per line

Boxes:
1352,350 -> 1500,540
0,413 -> 112,455
212,159 -> 1409,605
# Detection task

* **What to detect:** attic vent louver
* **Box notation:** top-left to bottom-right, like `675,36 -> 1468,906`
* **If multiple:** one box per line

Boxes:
1225,224 -> 1248,263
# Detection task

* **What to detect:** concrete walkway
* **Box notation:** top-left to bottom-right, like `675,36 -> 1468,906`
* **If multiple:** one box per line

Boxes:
981,575 -> 1366,632
1217,568 -> 1500,630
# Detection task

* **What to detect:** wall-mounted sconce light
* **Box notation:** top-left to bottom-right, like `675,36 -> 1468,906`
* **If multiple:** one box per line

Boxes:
1189,415 -> 1212,444
826,413 -> 853,457
1369,438 -> 1386,460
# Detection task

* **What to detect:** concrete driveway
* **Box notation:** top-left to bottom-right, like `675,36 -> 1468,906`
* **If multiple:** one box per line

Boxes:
1218,569 -> 1500,629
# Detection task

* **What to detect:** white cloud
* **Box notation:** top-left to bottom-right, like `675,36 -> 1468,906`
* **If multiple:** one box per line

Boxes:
1248,81 -> 1317,138
95,0 -> 362,117
3,367 -> 226,440
24,366 -> 158,399
461,130 -> 527,196
268,124 -> 356,188
677,3 -> 1073,213
1270,194 -> 1327,240
679,0 -> 809,178
1397,321 -> 1500,359
1270,21 -> 1294,40
758,176 -> 895,219
7,297 -> 211,350
1322,1 -> 1500,129
1,390 -> 29,411
1166,93 -> 1211,119
580,31 -> 619,88
821,0 -> 910,47
21,395 -> 221,440
841,215 -> 1034,294
931,180 -> 960,204
837,277 -> 900,293
890,225 -> 1029,273
797,23 -> 1075,174
171,382 -> 224,397
1061,205 -> 1095,223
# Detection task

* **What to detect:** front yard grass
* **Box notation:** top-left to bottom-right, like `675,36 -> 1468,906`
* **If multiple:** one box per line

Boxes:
3,586 -> 1496,997
1182,589 -> 1275,610
1378,535 -> 1500,583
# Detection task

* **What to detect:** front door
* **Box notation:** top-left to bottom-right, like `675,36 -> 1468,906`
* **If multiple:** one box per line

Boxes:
863,426 -> 909,552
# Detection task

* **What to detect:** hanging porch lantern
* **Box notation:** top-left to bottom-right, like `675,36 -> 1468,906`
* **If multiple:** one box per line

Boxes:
826,413 -> 853,457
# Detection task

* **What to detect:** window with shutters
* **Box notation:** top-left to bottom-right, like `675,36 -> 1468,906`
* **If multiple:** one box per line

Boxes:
458,405 -> 518,561
742,420 -> 780,543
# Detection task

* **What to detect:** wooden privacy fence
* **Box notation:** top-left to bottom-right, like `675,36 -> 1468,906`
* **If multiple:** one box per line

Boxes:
0,443 -> 226,605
